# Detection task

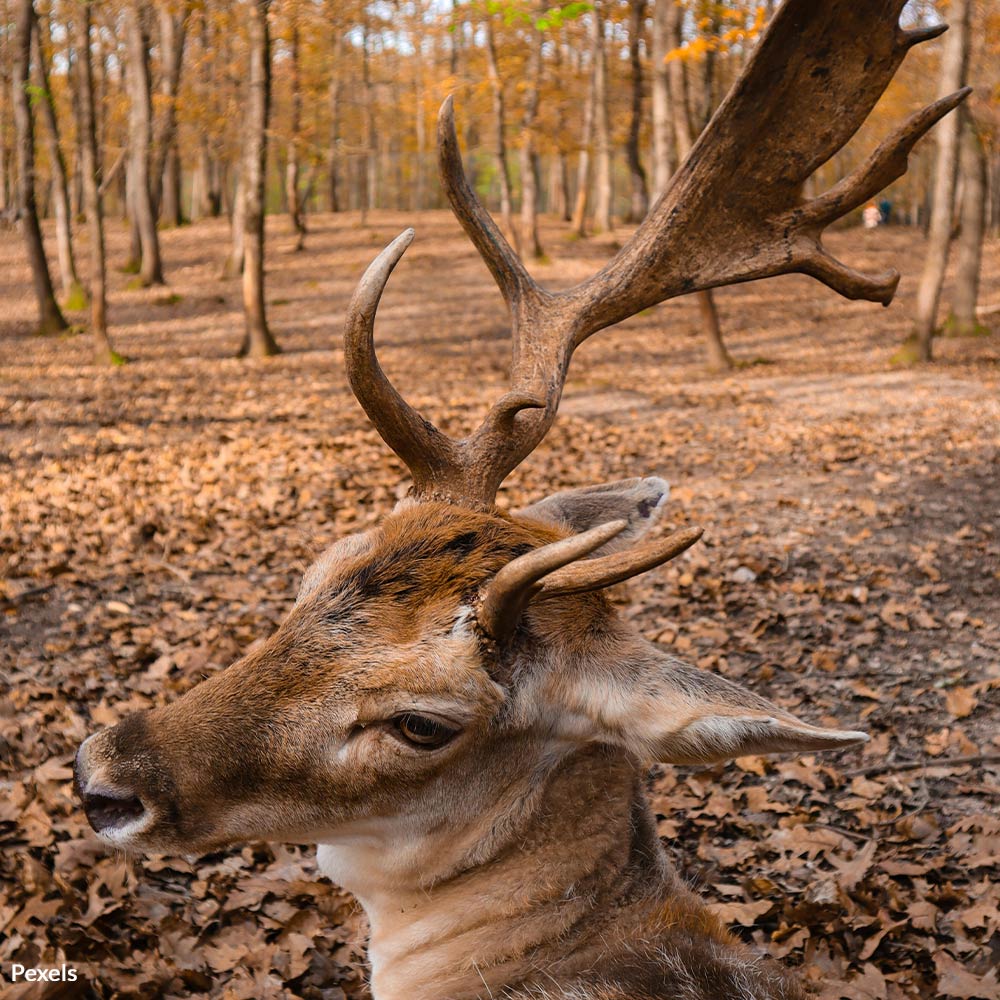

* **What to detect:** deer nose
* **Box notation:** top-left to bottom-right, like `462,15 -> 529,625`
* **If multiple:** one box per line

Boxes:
74,741 -> 147,835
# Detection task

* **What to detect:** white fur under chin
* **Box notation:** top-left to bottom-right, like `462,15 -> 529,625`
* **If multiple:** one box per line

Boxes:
315,825 -> 444,906
316,841 -> 382,905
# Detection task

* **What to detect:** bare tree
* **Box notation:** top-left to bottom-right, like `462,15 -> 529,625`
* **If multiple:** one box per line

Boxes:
361,17 -> 377,222
571,36 -> 596,236
12,0 -> 66,334
550,36 -> 572,222
664,0 -> 730,370
125,0 -> 165,285
152,2 -> 190,228
238,0 -> 279,358
592,1 -> 613,233
905,0 -> 970,362
948,113 -> 988,336
32,11 -> 84,309
625,0 -> 649,222
191,8 -> 222,219
664,2 -> 691,178
285,3 -> 306,250
484,10 -> 517,250
409,0 -> 427,212
518,5 -> 544,260
693,3 -> 721,131
327,12 -> 344,212
75,3 -> 117,365
650,0 -> 676,198
222,168 -> 245,278
0,0 -> 9,218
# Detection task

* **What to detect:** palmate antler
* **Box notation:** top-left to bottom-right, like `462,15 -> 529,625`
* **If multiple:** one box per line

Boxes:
345,0 -> 969,509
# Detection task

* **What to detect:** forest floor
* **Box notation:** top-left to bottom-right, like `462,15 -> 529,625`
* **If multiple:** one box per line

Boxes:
1,212 -> 999,1000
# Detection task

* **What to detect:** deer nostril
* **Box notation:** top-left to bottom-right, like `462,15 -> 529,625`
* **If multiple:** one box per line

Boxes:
82,787 -> 147,834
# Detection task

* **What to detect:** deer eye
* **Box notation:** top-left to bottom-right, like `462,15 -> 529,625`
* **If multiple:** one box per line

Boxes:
393,713 -> 459,749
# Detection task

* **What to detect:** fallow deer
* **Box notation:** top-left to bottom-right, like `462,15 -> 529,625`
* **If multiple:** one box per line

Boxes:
74,2 -> 967,998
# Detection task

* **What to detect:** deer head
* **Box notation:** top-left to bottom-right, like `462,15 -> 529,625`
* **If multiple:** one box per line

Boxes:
74,480 -> 863,855
75,3 -> 965,997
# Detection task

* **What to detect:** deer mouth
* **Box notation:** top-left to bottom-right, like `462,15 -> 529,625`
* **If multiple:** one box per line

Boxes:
81,786 -> 147,835
74,742 -> 152,842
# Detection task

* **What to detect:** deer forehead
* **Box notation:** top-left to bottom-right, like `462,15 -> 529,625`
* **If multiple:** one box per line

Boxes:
296,501 -> 560,628
261,502 -> 564,703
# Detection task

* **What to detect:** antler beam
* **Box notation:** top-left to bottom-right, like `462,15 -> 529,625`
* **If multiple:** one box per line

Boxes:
343,0 -> 968,508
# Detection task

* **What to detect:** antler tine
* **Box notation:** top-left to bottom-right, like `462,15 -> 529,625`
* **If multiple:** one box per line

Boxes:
343,228 -> 461,496
536,527 -> 704,600
477,520 -> 628,642
432,95 -> 577,504
797,88 -> 973,231
437,96 -> 540,313
898,22 -> 948,50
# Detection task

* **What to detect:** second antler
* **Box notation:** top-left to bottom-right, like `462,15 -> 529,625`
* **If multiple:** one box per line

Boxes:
344,0 -> 969,509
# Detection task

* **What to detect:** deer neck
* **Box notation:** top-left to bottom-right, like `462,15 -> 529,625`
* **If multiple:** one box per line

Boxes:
317,745 -> 669,1000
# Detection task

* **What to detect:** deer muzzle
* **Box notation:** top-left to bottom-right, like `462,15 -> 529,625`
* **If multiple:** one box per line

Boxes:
74,712 -> 180,848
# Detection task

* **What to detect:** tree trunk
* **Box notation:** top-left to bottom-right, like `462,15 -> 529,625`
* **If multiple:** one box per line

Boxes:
550,38 -> 572,223
32,11 -> 84,307
665,2 -> 692,167
328,23 -> 343,212
328,92 -> 341,212
906,0 -> 969,362
697,283 -> 731,372
664,0 -> 731,370
222,169 -> 245,278
191,10 -> 220,219
485,15 -> 518,250
650,0 -> 675,198
550,152 -> 571,221
74,5 -> 116,365
571,37 -> 596,237
990,155 -> 1000,235
68,39 -> 84,218
0,20 -> 9,217
361,19 -> 377,223
695,8 -> 721,131
125,162 -> 142,271
592,1 -> 613,233
285,8 -> 305,249
12,0 -> 67,334
947,114 -> 987,337
151,3 -> 188,227
125,1 -> 164,285
162,145 -> 182,226
191,145 -> 213,218
625,0 -> 649,223
519,9 -> 544,260
412,10 -> 426,212
238,0 -> 278,358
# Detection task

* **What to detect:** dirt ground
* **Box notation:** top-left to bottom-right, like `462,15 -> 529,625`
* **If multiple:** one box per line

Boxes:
1,212 -> 999,999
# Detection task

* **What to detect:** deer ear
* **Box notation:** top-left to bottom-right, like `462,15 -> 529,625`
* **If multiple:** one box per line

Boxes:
548,650 -> 867,765
515,477 -> 669,556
